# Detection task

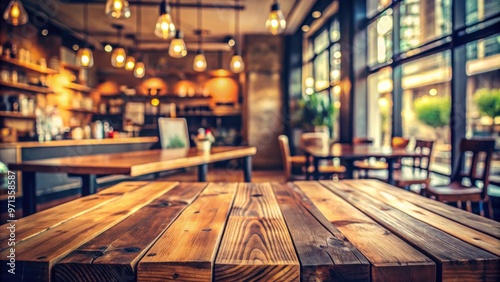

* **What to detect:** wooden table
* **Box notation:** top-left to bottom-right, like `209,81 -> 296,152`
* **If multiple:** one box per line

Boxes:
9,146 -> 256,216
1,180 -> 498,281
303,143 -> 425,183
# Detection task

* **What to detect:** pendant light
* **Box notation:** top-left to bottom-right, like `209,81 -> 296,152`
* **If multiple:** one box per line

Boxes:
230,0 -> 244,73
3,0 -> 28,26
168,0 -> 187,58
266,0 -> 286,35
154,0 -> 175,39
76,3 -> 94,68
134,0 -> 146,78
125,54 -> 136,70
111,25 -> 126,68
105,0 -> 131,19
193,0 -> 207,72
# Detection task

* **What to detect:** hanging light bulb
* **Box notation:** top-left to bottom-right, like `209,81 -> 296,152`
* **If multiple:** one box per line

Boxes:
193,50 -> 207,72
134,61 -> 146,78
105,0 -> 131,19
76,48 -> 94,68
3,0 -> 28,26
169,30 -> 187,58
266,0 -> 286,35
154,0 -> 175,39
111,47 -> 126,68
125,56 -> 136,71
230,53 -> 245,73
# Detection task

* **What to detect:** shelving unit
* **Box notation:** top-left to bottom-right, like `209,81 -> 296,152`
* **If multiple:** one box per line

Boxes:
0,111 -> 36,119
64,108 -> 97,114
0,57 -> 58,75
0,80 -> 52,94
65,82 -> 94,93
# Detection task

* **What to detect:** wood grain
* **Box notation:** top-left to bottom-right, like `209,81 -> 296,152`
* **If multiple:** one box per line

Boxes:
0,182 -> 148,252
0,182 -> 178,282
294,181 -> 436,282
356,179 -> 500,239
137,183 -> 238,282
54,183 -> 207,282
347,180 -> 500,256
321,180 -> 500,282
272,182 -> 370,282
215,183 -> 300,282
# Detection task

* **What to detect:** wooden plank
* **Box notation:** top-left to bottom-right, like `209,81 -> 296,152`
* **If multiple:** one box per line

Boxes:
54,182 -> 207,282
137,182 -> 238,282
272,182 -> 370,282
294,181 -> 436,282
347,180 -> 500,256
356,179 -> 500,239
320,180 -> 500,281
0,182 -> 178,282
215,183 -> 300,282
0,181 -> 149,251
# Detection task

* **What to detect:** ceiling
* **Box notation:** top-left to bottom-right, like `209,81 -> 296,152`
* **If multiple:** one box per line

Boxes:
23,0 -> 317,51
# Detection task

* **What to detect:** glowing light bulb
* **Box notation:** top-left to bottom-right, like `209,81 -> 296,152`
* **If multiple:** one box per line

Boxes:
125,56 -> 136,71
76,48 -> 94,68
154,0 -> 175,39
134,62 -> 146,78
105,0 -> 131,19
193,51 -> 207,72
169,31 -> 187,58
4,0 -> 28,26
111,47 -> 127,68
230,54 -> 245,73
266,2 -> 286,35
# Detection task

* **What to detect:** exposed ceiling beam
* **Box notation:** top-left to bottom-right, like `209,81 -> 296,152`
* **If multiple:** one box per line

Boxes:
62,1 -> 245,10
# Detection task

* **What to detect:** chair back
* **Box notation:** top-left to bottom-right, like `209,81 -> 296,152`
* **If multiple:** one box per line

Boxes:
158,118 -> 190,149
300,132 -> 328,148
451,138 -> 495,196
411,140 -> 434,174
278,135 -> 293,180
353,137 -> 373,145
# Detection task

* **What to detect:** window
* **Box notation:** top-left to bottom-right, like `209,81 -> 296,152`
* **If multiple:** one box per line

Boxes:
367,0 -> 392,18
367,68 -> 393,147
368,9 -> 393,66
400,0 -> 451,51
402,51 -> 452,168
466,34 -> 500,142
466,0 -> 500,25
314,51 -> 330,91
330,43 -> 341,85
314,29 -> 329,54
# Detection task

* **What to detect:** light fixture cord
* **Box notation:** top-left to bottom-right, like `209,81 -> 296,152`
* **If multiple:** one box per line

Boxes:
198,0 -> 202,50
84,3 -> 88,47
177,0 -> 181,29
236,0 -> 241,54
137,0 -> 141,60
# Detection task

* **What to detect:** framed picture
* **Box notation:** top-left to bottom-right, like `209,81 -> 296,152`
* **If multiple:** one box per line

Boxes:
158,118 -> 190,149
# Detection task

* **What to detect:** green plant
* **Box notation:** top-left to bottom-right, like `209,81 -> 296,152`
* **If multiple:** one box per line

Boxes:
474,88 -> 500,118
414,96 -> 450,128
293,93 -> 335,130
167,135 -> 186,148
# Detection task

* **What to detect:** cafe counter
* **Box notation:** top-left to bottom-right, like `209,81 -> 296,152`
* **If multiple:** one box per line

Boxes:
0,137 -> 158,200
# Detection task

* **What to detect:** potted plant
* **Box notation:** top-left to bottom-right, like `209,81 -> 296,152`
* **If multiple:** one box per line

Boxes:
414,96 -> 450,142
474,88 -> 500,134
192,128 -> 215,152
293,93 -> 335,134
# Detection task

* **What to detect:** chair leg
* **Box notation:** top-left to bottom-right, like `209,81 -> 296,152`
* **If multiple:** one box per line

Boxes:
487,200 -> 494,220
457,201 -> 462,209
466,201 -> 472,213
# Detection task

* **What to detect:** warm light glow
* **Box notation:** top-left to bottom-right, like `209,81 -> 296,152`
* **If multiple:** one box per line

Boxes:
169,31 -> 187,58
3,0 -> 28,26
429,88 -> 437,96
75,48 -> 94,68
134,62 -> 146,78
333,51 -> 341,59
305,88 -> 314,95
331,70 -> 340,82
73,44 -> 79,51
230,54 -> 245,73
151,98 -> 160,107
104,44 -> 113,52
154,14 -> 175,39
305,77 -> 315,88
41,29 -> 49,36
301,25 -> 310,32
377,79 -> 393,93
266,3 -> 286,35
105,0 -> 131,19
111,47 -> 127,68
193,52 -> 207,72
228,39 -> 236,47
125,56 -> 136,71
377,14 -> 393,35
378,97 -> 389,108
333,85 -> 341,95
312,11 -> 321,18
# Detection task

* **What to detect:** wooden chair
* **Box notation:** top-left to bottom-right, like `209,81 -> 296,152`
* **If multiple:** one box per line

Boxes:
354,137 -> 410,178
393,140 -> 434,191
278,135 -> 345,181
425,139 -> 496,218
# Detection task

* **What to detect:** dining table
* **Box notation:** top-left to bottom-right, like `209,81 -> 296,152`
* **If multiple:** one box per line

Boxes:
1,180 -> 498,281
8,146 -> 256,216
302,143 -> 426,183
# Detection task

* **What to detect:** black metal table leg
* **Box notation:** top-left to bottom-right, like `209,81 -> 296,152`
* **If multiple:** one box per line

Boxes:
243,156 -> 252,182
387,159 -> 395,185
22,171 -> 37,216
344,160 -> 355,179
198,163 -> 208,182
313,157 -> 320,180
80,174 -> 97,196
305,152 -> 311,180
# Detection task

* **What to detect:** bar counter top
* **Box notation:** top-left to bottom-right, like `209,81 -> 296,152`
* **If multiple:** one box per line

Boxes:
0,136 -> 158,149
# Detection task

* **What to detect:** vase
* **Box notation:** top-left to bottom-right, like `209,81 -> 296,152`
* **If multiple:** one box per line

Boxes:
196,140 -> 212,152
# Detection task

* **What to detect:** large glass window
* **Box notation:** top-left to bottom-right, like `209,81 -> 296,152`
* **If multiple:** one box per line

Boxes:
367,0 -> 392,18
368,68 -> 393,147
466,34 -> 500,144
402,51 -> 452,168
400,0 -> 452,52
368,9 -> 393,66
466,0 -> 500,25
314,51 -> 330,91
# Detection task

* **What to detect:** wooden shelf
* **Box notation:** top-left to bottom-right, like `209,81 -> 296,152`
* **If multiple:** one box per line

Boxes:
65,83 -> 94,93
64,108 -> 97,114
0,111 -> 36,119
60,63 -> 81,72
0,81 -> 52,94
0,57 -> 58,74
177,111 -> 241,117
